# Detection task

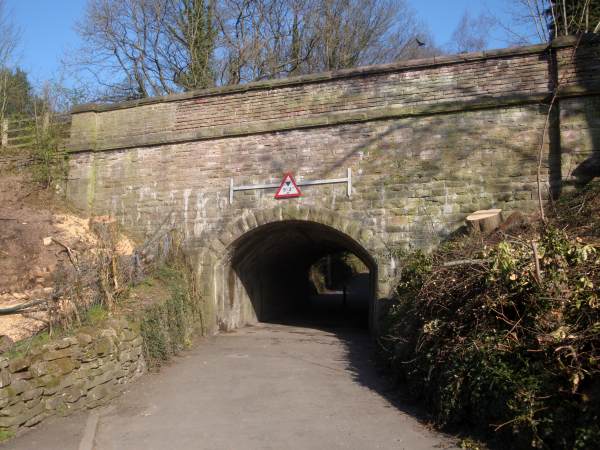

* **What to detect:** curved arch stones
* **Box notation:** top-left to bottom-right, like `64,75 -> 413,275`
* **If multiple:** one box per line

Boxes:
192,206 -> 397,334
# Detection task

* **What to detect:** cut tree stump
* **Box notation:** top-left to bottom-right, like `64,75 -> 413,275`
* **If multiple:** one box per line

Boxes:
466,209 -> 503,234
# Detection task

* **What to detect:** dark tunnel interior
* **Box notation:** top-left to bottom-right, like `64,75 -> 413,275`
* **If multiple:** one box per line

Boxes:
229,220 -> 376,330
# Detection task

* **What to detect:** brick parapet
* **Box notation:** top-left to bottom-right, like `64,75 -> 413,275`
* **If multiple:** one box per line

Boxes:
68,36 -> 600,154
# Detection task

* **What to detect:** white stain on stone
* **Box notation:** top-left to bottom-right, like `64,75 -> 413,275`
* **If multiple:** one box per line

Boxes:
183,189 -> 192,237
193,191 -> 209,237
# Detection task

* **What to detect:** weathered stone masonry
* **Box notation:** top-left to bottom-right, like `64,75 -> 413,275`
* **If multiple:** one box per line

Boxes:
66,37 -> 600,331
0,319 -> 144,433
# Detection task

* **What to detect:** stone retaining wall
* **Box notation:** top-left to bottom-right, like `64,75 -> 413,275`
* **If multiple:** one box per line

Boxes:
0,318 -> 145,434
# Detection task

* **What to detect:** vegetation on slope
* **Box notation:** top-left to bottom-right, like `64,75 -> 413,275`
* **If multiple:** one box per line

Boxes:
380,182 -> 600,449
133,262 -> 206,369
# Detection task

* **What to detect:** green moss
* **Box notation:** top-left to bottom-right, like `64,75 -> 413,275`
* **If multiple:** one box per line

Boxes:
85,304 -> 108,325
93,337 -> 113,356
1,387 -> 16,399
138,262 -> 205,370
5,331 -> 50,359
50,358 -> 76,375
0,428 -> 15,442
86,155 -> 97,211
44,376 -> 60,389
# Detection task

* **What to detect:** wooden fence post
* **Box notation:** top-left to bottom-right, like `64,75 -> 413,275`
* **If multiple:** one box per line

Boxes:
1,120 -> 7,147
42,111 -> 50,132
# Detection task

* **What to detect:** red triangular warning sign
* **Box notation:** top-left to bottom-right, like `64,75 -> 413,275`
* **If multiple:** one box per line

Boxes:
274,173 -> 302,199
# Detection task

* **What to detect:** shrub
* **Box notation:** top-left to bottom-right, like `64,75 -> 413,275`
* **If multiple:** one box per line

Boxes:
139,263 -> 204,369
380,186 -> 600,449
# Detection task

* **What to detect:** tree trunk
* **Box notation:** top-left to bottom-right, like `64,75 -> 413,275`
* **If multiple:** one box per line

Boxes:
466,209 -> 502,234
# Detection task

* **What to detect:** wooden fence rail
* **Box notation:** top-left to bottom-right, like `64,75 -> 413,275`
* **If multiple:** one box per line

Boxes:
0,114 -> 71,150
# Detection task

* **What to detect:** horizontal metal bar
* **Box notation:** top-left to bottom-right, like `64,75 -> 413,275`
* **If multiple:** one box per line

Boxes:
233,177 -> 348,192
229,169 -> 352,204
233,182 -> 279,191
299,177 -> 348,186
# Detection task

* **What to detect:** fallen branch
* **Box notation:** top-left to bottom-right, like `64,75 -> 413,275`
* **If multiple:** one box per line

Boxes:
52,238 -> 79,272
493,407 -> 548,432
531,241 -> 543,284
16,187 -> 42,202
111,255 -> 119,291
443,259 -> 491,267
0,299 -> 48,315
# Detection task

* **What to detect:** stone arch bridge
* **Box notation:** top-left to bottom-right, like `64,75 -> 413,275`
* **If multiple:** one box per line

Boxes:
66,37 -> 600,332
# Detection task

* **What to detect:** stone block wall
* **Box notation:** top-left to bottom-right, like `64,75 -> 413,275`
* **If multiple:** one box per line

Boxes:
66,103 -> 555,250
0,319 -> 145,434
65,38 -> 600,250
64,37 -> 600,327
68,37 -> 600,154
559,95 -> 600,186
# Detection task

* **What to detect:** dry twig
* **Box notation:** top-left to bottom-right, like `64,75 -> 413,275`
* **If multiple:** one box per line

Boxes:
0,298 -> 48,315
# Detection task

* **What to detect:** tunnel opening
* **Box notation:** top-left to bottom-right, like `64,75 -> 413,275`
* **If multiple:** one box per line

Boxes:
227,220 -> 376,332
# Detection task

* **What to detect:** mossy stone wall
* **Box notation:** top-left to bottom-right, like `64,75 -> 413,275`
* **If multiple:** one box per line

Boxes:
0,319 -> 145,435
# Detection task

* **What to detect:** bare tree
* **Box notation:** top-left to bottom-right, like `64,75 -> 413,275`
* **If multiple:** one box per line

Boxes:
72,0 -> 219,99
214,0 -> 273,84
0,0 -> 17,67
74,0 -> 437,97
0,0 -> 20,126
215,0 -> 435,85
448,11 -> 495,53
214,0 -> 321,84
307,0 -> 431,71
74,0 -> 175,99
507,0 -> 600,43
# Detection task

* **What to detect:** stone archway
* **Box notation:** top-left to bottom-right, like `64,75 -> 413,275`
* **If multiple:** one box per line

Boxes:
193,206 -> 396,334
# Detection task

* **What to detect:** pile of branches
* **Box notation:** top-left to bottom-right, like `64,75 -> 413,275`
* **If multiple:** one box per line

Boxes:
380,183 -> 600,449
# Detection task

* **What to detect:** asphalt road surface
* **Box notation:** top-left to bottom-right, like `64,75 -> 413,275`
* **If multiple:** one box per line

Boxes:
4,323 -> 455,450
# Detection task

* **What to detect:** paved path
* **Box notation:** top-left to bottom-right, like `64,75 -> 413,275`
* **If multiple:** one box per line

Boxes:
4,324 -> 455,450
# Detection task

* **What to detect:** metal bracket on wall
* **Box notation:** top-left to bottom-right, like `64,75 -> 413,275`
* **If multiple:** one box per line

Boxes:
229,168 -> 352,204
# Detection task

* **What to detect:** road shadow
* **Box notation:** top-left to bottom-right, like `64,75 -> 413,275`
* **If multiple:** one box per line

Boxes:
262,296 -> 436,425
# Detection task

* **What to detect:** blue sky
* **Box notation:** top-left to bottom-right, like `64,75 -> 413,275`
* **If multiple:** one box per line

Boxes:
6,0 -> 524,88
